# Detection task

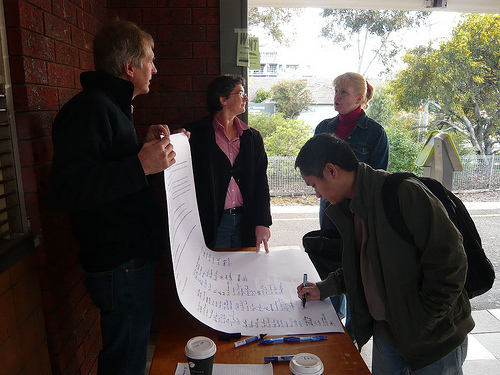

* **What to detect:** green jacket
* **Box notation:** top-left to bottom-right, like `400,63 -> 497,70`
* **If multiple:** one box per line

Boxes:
317,163 -> 474,371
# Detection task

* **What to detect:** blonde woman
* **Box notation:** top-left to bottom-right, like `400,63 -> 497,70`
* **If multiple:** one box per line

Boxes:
314,72 -> 389,336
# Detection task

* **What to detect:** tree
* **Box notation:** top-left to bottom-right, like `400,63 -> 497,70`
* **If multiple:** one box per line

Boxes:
248,7 -> 302,46
270,79 -> 312,119
249,113 -> 311,156
247,112 -> 275,140
366,81 -> 399,129
367,83 -> 422,173
385,126 -> 423,174
253,88 -> 271,103
391,14 -> 500,155
321,9 -> 429,76
368,83 -> 472,174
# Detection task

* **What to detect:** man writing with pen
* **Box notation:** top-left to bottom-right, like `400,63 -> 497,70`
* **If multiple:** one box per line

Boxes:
295,134 -> 472,375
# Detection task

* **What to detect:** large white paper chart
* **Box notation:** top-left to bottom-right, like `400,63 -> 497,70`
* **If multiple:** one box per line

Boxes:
164,133 -> 342,336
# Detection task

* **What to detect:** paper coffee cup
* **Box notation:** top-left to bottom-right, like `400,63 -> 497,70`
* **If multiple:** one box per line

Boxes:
185,336 -> 217,375
289,353 -> 324,375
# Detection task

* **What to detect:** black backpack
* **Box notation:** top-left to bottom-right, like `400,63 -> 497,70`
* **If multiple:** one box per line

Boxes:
381,172 -> 495,299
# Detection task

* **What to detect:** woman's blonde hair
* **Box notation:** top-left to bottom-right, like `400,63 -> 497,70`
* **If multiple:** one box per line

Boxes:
333,72 -> 374,110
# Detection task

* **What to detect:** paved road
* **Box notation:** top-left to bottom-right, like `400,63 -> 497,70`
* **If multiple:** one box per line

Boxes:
268,203 -> 500,311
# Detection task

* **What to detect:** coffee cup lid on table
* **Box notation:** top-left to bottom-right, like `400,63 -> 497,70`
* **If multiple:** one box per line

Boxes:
185,336 -> 217,359
289,353 -> 324,375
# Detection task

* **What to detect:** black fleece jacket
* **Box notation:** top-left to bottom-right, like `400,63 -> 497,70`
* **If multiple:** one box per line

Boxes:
184,115 -> 272,248
49,71 -> 167,272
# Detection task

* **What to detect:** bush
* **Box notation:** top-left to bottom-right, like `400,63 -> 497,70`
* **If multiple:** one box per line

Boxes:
270,79 -> 312,119
249,113 -> 312,156
386,127 -> 423,174
253,88 -> 271,103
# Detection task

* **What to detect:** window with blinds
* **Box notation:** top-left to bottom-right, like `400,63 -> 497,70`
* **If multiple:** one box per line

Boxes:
0,1 -> 28,254
0,85 -> 23,244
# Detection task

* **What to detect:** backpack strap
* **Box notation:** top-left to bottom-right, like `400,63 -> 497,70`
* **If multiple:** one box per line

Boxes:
381,172 -> 417,245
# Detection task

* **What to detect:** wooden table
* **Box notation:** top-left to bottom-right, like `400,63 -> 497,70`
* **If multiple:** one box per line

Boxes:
150,295 -> 371,374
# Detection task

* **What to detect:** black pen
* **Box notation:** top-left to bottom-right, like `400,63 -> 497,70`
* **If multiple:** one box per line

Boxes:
302,273 -> 307,308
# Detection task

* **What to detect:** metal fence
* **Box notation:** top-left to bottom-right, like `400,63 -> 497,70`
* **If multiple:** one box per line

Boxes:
453,155 -> 500,191
267,157 -> 314,196
267,155 -> 500,196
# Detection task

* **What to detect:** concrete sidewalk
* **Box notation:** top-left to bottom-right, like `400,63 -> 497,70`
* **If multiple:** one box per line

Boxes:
271,201 -> 500,214
359,309 -> 500,374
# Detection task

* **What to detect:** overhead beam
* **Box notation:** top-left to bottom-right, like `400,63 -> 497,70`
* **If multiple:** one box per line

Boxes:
248,0 -> 500,13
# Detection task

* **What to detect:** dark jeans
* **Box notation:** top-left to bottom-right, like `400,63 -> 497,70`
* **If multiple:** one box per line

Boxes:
320,198 -> 353,337
330,294 -> 353,337
84,257 -> 155,375
215,213 -> 243,248
372,335 -> 467,374
319,198 -> 337,231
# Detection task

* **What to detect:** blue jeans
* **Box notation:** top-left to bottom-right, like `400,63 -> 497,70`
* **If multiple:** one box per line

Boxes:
372,334 -> 468,375
84,257 -> 155,375
215,213 -> 243,248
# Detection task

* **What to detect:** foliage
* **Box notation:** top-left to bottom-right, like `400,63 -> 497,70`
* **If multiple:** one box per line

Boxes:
249,113 -> 312,156
366,81 -> 399,128
248,8 -> 303,46
448,131 -> 474,156
321,9 -> 428,76
248,112 -> 275,140
367,83 -> 472,174
253,88 -> 271,103
270,79 -> 313,119
386,126 -> 423,174
366,82 -> 422,173
368,82 -> 472,156
390,14 -> 500,155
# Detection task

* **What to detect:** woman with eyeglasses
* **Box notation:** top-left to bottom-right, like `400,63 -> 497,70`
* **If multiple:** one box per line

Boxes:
184,74 -> 272,252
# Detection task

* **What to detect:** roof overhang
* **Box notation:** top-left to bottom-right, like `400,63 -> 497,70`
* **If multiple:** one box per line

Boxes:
248,1 -> 500,13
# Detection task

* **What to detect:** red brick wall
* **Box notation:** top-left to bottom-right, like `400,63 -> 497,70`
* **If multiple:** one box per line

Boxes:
4,0 -> 220,374
5,0 -> 107,373
106,0 -> 221,331
0,251 -> 51,375
108,0 -> 221,137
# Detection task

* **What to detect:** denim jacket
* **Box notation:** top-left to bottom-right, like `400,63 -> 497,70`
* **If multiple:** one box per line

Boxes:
315,110 -> 390,228
314,110 -> 389,170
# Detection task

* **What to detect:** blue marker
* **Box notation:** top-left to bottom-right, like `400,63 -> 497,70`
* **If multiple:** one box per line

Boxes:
264,355 -> 295,362
260,336 -> 327,344
259,337 -> 285,345
284,335 -> 327,343
234,333 -> 267,348
302,274 -> 308,308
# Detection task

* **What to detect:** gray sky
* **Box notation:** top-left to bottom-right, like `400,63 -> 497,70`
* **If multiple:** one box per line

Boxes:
251,8 -> 462,79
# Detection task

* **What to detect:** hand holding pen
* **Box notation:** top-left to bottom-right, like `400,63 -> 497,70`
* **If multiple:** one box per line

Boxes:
302,274 -> 308,308
297,279 -> 321,303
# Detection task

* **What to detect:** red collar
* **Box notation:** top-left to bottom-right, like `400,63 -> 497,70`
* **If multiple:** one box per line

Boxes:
338,106 -> 362,123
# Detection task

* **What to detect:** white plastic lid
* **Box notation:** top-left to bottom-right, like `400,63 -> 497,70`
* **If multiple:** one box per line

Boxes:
289,353 -> 324,375
184,336 -> 217,360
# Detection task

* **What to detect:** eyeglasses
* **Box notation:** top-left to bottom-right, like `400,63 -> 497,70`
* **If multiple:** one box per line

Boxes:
229,91 -> 247,99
